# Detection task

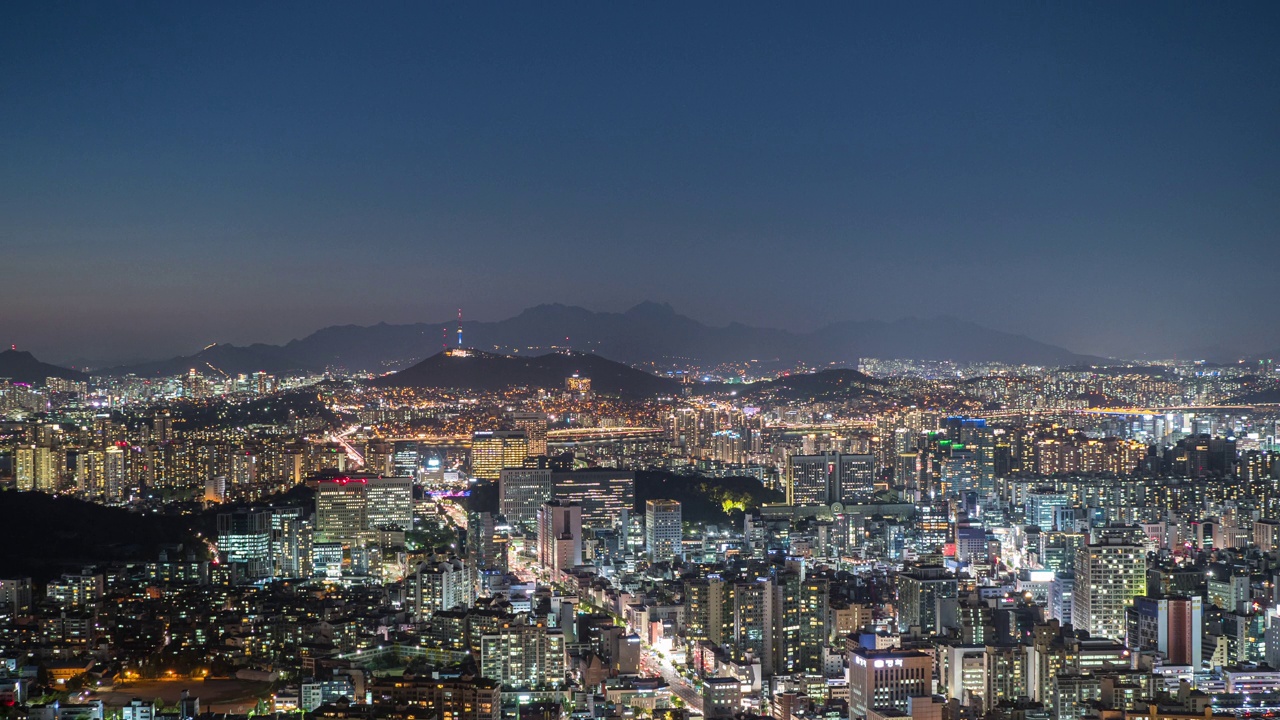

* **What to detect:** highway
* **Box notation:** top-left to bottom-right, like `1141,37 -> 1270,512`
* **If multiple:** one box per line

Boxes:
330,424 -> 366,466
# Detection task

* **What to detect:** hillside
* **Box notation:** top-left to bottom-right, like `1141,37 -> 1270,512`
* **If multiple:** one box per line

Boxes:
634,471 -> 784,525
0,492 -> 204,583
717,368 -> 886,401
99,343 -> 316,378
0,349 -> 89,384
372,349 -> 681,397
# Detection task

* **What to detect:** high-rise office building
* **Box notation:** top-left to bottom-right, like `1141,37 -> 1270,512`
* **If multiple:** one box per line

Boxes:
787,453 -> 833,506
315,475 -> 413,541
470,431 -> 529,480
551,469 -> 634,530
366,475 -> 413,531
836,454 -> 877,500
509,412 -> 548,457
847,648 -> 933,719
644,499 -> 682,563
217,509 -> 272,578
316,477 -> 368,541
467,511 -> 509,573
786,453 -> 876,506
390,441 -> 420,478
898,566 -> 957,633
499,467 -> 553,529
1026,488 -> 1072,532
538,501 -> 582,575
1072,534 -> 1146,641
775,573 -> 829,675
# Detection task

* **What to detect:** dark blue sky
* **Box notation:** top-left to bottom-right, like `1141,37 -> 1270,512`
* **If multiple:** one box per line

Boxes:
3,2 -> 1279,364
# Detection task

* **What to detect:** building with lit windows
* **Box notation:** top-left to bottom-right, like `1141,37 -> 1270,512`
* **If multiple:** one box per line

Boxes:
644,499 -> 682,563
1126,595 -> 1202,666
537,501 -> 582,575
365,475 -> 413,531
897,566 -> 957,633
479,623 -> 566,690
315,475 -> 413,542
552,469 -> 634,530
1072,534 -> 1146,641
217,509 -> 272,579
367,675 -> 499,720
498,467 -> 553,529
847,648 -> 933,720
407,558 -> 474,621
316,477 -> 369,541
509,412 -> 548,457
470,431 -> 529,480
786,453 -> 875,506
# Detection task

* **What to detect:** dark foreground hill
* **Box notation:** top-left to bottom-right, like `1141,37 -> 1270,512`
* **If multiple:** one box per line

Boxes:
372,349 -> 682,398
718,368 -> 886,401
634,470 -> 784,525
0,492 -> 204,583
464,470 -> 783,526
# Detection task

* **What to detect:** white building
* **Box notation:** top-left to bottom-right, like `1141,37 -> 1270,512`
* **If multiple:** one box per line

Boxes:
645,499 -> 682,563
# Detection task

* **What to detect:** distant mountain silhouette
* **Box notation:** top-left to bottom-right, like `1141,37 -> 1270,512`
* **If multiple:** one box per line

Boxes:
98,302 -> 1099,375
372,349 -> 682,398
100,343 -> 316,378
0,349 -> 88,384
1178,343 -> 1247,365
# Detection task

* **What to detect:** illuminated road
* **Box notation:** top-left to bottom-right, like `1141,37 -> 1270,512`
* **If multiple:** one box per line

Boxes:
438,498 -> 468,532
330,424 -> 365,466
640,648 -> 702,714
508,552 -> 536,584
505,535 -> 700,713
547,427 -> 666,441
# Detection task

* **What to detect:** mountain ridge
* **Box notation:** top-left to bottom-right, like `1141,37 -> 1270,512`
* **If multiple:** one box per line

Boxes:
94,302 -> 1102,376
0,349 -> 89,384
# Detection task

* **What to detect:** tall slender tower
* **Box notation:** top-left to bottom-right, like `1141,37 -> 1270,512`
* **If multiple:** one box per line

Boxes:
457,309 -> 463,347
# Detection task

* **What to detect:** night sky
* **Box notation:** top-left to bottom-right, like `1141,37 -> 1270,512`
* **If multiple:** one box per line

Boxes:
3,2 -> 1279,364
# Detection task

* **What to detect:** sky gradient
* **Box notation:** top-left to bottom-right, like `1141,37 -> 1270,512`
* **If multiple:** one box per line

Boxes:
3,2 -> 1279,365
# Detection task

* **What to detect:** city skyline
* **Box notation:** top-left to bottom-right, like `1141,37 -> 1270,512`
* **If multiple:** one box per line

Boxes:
4,3 -> 1280,362
6,5 -> 1280,719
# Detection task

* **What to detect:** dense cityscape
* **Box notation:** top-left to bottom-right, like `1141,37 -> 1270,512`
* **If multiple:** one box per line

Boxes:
4,342 -> 1280,720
